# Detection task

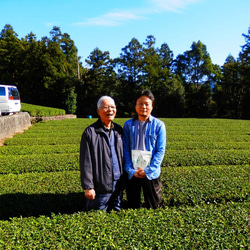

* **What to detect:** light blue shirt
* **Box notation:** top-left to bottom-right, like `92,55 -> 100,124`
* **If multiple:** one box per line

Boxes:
123,115 -> 167,180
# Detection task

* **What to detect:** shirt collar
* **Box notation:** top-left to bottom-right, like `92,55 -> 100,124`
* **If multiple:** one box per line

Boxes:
133,114 -> 152,122
101,121 -> 114,131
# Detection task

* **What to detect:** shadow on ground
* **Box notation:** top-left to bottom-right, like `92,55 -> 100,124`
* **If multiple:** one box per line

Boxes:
0,192 -> 85,220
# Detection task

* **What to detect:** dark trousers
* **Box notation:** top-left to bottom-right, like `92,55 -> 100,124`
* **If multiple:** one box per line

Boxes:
84,180 -> 122,212
126,176 -> 162,209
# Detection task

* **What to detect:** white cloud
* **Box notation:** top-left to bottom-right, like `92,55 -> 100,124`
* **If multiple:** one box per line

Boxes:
73,0 -> 200,27
149,0 -> 201,12
74,11 -> 146,27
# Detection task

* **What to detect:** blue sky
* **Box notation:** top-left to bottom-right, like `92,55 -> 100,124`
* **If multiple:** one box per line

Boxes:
1,0 -> 249,66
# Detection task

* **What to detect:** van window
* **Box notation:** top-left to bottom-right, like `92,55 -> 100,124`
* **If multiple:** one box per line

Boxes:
0,87 -> 6,96
8,87 -> 20,100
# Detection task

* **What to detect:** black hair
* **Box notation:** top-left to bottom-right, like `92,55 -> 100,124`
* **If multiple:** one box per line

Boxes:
135,89 -> 155,106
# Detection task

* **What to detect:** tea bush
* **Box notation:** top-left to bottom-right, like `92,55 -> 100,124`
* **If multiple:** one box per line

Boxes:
0,203 -> 249,249
0,118 -> 249,248
0,153 -> 79,174
0,167 -> 249,220
21,103 -> 66,117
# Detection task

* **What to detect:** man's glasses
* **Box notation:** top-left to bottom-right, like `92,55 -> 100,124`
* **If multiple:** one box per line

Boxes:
100,105 -> 116,111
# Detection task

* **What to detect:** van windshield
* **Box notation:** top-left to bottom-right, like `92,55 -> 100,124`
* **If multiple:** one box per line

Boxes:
8,87 -> 20,100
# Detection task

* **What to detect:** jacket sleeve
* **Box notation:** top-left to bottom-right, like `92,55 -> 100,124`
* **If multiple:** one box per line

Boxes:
144,121 -> 166,180
80,129 -> 94,190
123,121 -> 136,179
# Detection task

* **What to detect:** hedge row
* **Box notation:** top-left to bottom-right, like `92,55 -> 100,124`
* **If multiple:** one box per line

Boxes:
167,134 -> 250,143
1,149 -> 250,175
21,103 -> 66,117
0,145 -> 79,155
4,135 -> 249,147
167,141 -> 250,150
10,131 -> 82,138
0,171 -> 81,195
0,202 -> 249,249
0,154 -> 79,174
164,149 -> 250,166
0,171 -> 83,220
3,137 -> 81,146
0,118 -> 249,248
3,137 -> 250,149
2,141 -> 250,155
162,165 -> 250,206
0,166 -> 249,218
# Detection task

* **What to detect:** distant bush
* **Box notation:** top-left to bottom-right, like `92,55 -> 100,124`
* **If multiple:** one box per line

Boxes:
21,103 -> 65,117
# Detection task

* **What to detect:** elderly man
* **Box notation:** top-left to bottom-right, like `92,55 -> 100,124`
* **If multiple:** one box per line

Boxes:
80,96 -> 124,211
123,89 -> 166,209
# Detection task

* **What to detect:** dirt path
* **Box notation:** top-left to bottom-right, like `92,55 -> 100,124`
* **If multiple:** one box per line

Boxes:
0,129 -> 26,146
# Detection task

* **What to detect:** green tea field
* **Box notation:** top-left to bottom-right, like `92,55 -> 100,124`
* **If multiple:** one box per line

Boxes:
0,118 -> 249,249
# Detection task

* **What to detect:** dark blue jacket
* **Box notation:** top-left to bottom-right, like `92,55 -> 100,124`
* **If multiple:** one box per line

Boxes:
80,119 -> 123,193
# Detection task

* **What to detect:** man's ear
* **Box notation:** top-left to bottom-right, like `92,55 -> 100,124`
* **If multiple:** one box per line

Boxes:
97,109 -> 100,116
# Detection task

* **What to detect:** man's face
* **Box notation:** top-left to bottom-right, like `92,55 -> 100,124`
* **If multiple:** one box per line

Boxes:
97,99 -> 116,125
135,96 -> 153,120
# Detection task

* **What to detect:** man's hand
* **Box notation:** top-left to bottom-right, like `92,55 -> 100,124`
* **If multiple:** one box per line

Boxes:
134,168 -> 146,178
84,189 -> 96,199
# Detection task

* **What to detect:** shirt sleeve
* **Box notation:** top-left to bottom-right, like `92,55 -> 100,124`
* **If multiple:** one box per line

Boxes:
123,121 -> 136,179
144,121 -> 166,180
79,130 -> 94,190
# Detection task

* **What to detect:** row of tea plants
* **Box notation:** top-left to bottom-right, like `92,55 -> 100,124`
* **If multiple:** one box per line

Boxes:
0,117 -> 249,249
21,103 -> 65,117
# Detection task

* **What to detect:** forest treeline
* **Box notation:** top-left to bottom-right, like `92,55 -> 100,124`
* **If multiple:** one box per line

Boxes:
0,24 -> 249,119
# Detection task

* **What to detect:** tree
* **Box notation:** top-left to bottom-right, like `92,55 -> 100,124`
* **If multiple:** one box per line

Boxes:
17,32 -> 49,104
141,35 -> 162,89
0,24 -> 23,85
238,26 -> 250,119
156,42 -> 185,117
115,38 -> 144,116
77,48 -> 117,117
116,38 -> 143,85
17,27 -> 79,113
114,36 -> 185,117
214,55 -> 241,118
214,26 -> 250,119
154,77 -> 185,117
41,27 -> 79,112
173,41 -> 217,117
141,36 -> 185,117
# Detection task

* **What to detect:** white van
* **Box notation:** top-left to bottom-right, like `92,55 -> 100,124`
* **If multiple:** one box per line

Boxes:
0,85 -> 21,115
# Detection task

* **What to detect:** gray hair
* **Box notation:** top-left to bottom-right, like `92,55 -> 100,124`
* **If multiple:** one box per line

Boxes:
97,96 -> 115,109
